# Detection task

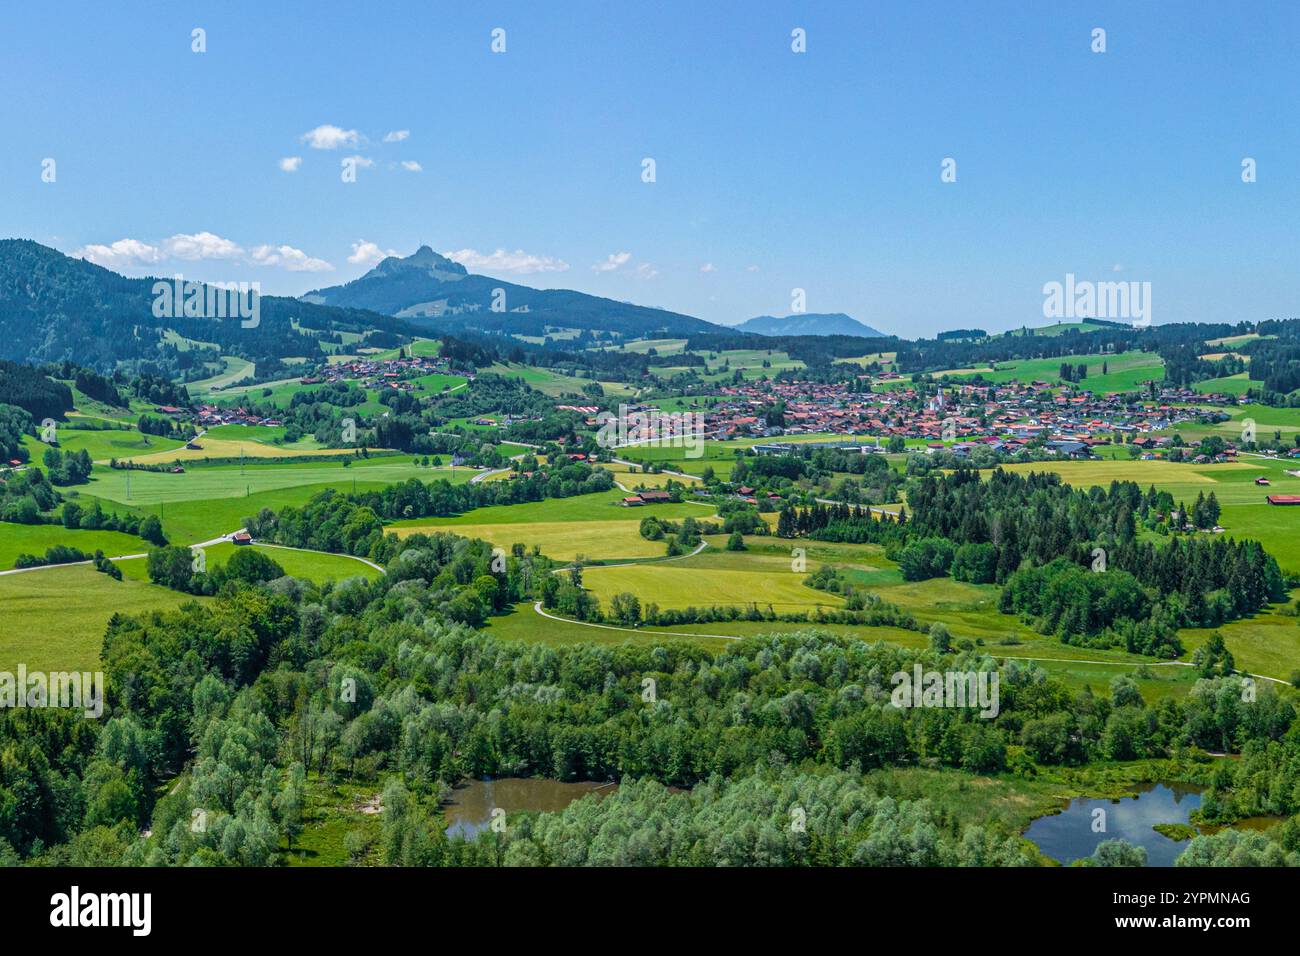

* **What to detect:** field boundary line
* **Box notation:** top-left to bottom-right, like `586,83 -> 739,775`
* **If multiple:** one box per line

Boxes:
531,601 -> 740,640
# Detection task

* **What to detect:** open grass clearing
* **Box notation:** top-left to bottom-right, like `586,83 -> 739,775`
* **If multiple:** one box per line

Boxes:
0,563 -> 204,672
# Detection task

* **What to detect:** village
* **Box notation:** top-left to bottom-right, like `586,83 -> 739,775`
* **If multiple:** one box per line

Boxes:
574,376 -> 1244,462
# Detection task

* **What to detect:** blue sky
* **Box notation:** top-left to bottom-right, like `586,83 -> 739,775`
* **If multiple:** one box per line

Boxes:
2,0 -> 1298,336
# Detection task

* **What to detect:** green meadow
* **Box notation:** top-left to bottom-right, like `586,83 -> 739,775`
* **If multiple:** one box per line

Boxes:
118,542 -> 383,584
187,356 -> 256,396
85,457 -> 473,507
1192,372 -> 1263,397
0,523 -> 151,568
0,563 -> 204,673
503,530 -> 1299,693
937,350 -> 1164,391
31,426 -> 184,462
997,455 -> 1300,572
87,468 -> 478,548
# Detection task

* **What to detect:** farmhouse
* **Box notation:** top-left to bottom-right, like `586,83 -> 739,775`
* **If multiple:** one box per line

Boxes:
621,490 -> 672,506
1266,495 -> 1300,506
231,531 -> 253,544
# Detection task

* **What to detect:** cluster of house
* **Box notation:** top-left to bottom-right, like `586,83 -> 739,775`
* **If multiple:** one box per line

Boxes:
193,405 -> 283,429
628,378 -> 1211,455
297,355 -> 463,393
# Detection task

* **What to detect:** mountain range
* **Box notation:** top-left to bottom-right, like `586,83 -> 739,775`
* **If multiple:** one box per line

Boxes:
0,240 -> 898,375
734,313 -> 888,338
0,239 -> 409,371
303,246 -> 714,338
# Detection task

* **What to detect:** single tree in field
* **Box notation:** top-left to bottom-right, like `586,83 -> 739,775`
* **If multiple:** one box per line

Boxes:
928,622 -> 953,654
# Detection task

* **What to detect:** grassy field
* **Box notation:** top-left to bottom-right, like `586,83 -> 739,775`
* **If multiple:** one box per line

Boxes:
1166,403 -> 1300,444
145,542 -> 382,583
504,529 -> 1296,697
85,458 -> 471,507
1204,332 -> 1270,348
581,546 -> 842,614
397,518 -> 668,562
611,338 -> 689,355
486,603 -> 735,653
995,455 -> 1300,572
605,460 -> 701,488
204,377 -> 334,408
118,436 -> 365,465
202,423 -> 327,448
33,426 -> 185,462
1180,594 -> 1300,682
0,523 -> 151,569
483,362 -> 604,398
371,338 -> 442,360
834,351 -> 898,367
187,357 -> 256,396
391,488 -> 715,562
936,350 -> 1164,392
1192,372 -> 1262,397
74,458 -> 476,544
0,543 -> 374,675
0,563 -> 204,672
390,489 -> 714,530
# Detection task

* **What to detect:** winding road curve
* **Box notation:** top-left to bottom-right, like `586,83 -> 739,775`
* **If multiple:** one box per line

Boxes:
0,530 -> 385,578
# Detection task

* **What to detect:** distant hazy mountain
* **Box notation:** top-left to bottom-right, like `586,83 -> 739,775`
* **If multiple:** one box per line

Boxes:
303,246 -> 716,338
735,312 -> 888,338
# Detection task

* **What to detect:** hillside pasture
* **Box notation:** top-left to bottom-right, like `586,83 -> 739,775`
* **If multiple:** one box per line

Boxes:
0,563 -> 204,672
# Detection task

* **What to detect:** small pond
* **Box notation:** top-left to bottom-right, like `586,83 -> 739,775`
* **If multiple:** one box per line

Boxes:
443,777 -> 614,839
1024,782 -> 1203,867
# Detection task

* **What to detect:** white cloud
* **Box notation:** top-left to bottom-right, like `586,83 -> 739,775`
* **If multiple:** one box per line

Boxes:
347,240 -> 399,267
342,155 -> 375,168
635,262 -> 659,280
593,251 -> 632,272
279,156 -> 302,172
160,232 -> 245,261
700,262 -> 716,273
301,124 -> 360,150
250,244 -> 334,272
746,264 -> 761,273
75,232 -> 331,274
74,238 -> 163,269
383,130 -> 410,143
445,248 -> 570,275
399,160 -> 423,172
